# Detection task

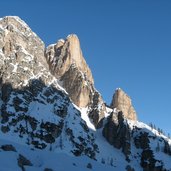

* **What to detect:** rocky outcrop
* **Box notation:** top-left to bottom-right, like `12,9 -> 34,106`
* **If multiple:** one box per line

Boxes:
45,34 -> 106,127
1,144 -> 16,152
45,34 -> 94,107
0,16 -> 48,69
110,88 -> 137,121
18,154 -> 32,171
46,35 -> 93,83
133,131 -> 164,171
0,16 -> 51,91
88,91 -> 106,128
103,111 -> 131,161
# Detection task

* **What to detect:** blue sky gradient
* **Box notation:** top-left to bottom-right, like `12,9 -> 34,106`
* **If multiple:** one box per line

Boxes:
0,0 -> 171,134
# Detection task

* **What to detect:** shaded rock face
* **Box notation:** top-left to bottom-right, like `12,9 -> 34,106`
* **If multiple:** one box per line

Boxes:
110,88 -> 137,121
18,154 -> 32,171
103,111 -> 131,161
126,165 -> 135,171
103,112 -> 166,170
45,34 -> 106,127
88,91 -> 106,128
1,144 -> 16,152
133,132 -> 164,171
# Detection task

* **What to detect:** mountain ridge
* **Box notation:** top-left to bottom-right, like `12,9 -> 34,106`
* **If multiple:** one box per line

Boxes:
0,16 -> 171,171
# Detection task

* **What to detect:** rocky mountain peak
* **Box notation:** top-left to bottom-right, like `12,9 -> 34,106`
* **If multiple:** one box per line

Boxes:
66,34 -> 93,81
0,16 -> 47,68
46,34 -> 97,107
46,34 -> 94,84
110,88 -> 137,121
45,34 -> 106,127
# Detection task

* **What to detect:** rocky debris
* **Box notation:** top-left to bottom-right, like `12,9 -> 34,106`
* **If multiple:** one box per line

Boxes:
140,149 -> 164,171
132,129 -> 165,170
126,165 -> 135,171
110,88 -> 137,121
134,132 -> 150,149
1,125 -> 10,133
18,154 -> 32,171
0,79 -> 97,156
0,80 -> 69,150
103,111 -> 131,161
87,163 -> 93,169
103,110 -> 166,170
65,123 -> 98,159
1,144 -> 16,152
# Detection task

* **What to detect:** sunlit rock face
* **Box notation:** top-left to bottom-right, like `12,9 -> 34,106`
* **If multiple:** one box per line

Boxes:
45,34 -> 106,127
45,34 -> 94,107
110,88 -> 137,121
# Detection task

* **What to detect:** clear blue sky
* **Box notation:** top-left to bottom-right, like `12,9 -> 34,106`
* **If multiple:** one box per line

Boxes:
0,0 -> 171,134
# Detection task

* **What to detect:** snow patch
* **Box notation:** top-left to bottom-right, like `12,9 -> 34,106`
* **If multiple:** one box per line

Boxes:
57,39 -> 65,43
80,108 -> 96,131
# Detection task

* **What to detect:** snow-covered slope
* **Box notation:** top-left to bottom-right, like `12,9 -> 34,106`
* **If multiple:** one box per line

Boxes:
1,108 -> 171,171
0,16 -> 171,171
0,138 -> 118,171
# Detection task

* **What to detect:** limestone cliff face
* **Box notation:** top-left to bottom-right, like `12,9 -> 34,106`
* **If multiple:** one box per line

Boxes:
0,16 -> 48,70
45,34 -> 94,107
110,88 -> 137,121
45,34 -> 106,127
0,16 -> 56,96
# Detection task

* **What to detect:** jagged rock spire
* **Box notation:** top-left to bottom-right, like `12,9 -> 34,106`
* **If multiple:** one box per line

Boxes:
110,88 -> 137,121
46,34 -> 94,83
45,34 -> 106,127
45,34 -> 94,107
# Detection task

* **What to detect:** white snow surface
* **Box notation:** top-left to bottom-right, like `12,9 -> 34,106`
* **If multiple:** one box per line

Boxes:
80,107 -> 96,131
0,138 -> 116,171
127,119 -> 171,170
57,39 -> 65,43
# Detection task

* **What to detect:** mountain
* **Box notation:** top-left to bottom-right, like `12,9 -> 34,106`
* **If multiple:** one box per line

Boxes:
0,16 -> 171,171
45,34 -> 106,128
